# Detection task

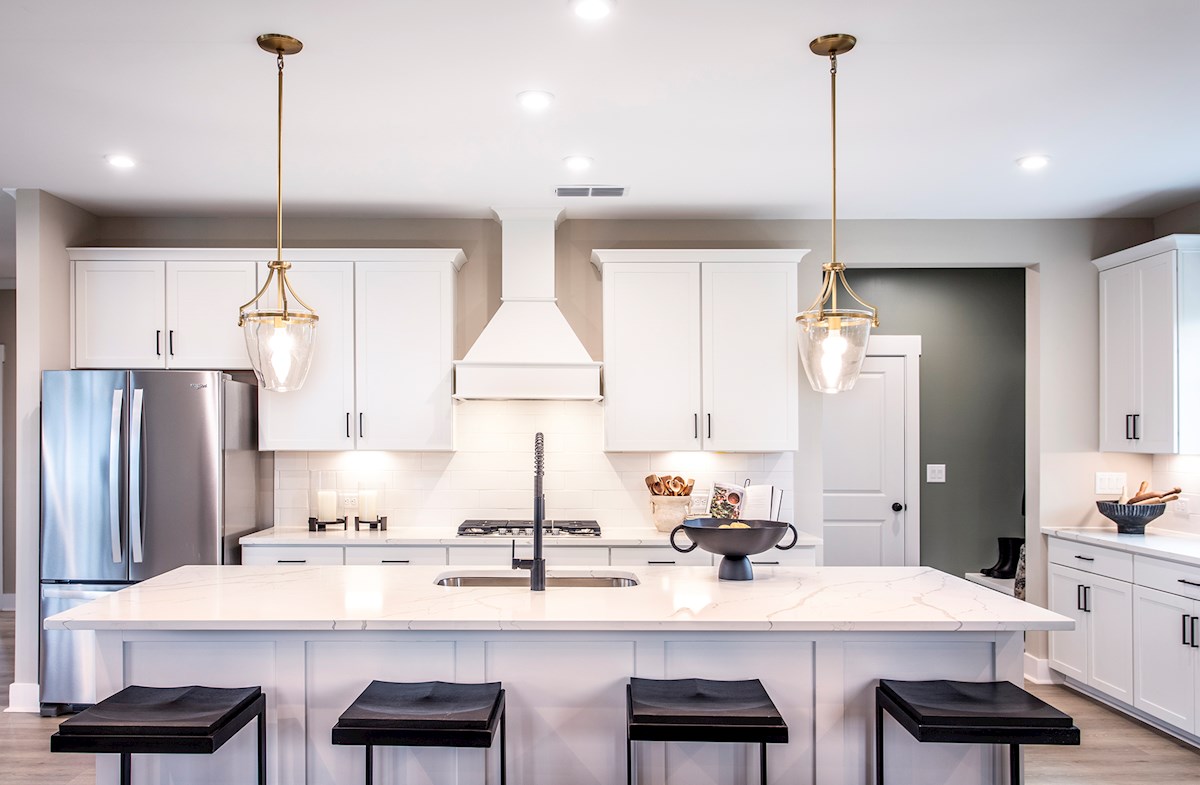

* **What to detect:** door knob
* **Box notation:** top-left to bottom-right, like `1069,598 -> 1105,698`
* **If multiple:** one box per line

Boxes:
891,502 -> 906,512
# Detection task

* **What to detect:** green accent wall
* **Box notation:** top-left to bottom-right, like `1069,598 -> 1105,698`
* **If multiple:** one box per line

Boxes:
847,268 -> 1026,578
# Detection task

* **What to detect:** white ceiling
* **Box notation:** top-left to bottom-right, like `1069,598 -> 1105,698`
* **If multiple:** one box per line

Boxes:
1,0 -> 1199,222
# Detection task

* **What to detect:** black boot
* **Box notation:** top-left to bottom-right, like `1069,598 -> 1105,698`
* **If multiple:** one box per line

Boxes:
979,537 -> 1005,576
987,537 -> 1025,579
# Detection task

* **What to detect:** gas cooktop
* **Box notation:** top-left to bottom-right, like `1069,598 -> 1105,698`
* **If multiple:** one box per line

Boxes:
457,520 -> 601,537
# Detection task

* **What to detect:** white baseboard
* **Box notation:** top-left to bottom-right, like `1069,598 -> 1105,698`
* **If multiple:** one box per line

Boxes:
1023,653 -> 1062,685
0,593 -> 14,611
5,681 -> 40,713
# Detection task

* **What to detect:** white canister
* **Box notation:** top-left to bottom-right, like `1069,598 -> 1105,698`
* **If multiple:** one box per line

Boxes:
649,495 -> 692,533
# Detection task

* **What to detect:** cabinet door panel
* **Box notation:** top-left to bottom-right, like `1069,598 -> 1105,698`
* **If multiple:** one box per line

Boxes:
258,262 -> 356,450
75,261 -> 165,368
1087,572 -> 1133,703
356,262 -> 454,451
1135,251 -> 1178,453
166,261 -> 257,369
1047,564 -> 1088,682
602,263 -> 702,451
1099,263 -> 1139,452
1132,586 -> 1195,731
701,263 -> 798,451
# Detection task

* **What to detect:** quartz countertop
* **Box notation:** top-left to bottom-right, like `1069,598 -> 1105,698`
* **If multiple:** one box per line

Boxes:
45,564 -> 1069,633
1044,525 -> 1200,567
240,526 -> 824,548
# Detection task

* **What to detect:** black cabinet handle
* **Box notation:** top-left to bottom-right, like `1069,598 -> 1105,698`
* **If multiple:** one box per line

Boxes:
1083,585 -> 1091,612
648,560 -> 676,565
359,413 -> 364,438
277,559 -> 306,564
1077,584 -> 1085,611
752,560 -> 780,566
694,413 -> 698,439
168,330 -> 175,356
1126,414 -> 1134,440
1178,579 -> 1200,588
381,560 -> 410,564
1184,614 -> 1192,646
707,413 -> 712,439
1133,414 -> 1140,440
1074,555 -> 1095,562
346,412 -> 351,438
155,330 -> 162,356
1193,616 -> 1199,649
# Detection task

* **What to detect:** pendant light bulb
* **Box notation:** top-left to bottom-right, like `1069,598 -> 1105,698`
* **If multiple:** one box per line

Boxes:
795,34 -> 878,394
238,34 -> 319,393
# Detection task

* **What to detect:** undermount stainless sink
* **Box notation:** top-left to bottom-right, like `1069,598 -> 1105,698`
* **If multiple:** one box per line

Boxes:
435,571 -> 639,588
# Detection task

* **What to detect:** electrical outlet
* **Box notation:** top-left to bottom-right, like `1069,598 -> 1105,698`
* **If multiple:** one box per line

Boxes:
1095,471 -> 1127,495
342,495 -> 358,509
926,464 -> 946,483
1175,498 -> 1190,517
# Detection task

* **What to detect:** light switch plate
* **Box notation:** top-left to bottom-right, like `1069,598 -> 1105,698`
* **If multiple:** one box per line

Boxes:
1095,472 -> 1127,495
926,464 -> 946,483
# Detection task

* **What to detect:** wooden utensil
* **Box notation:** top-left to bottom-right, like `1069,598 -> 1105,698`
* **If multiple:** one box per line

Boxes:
645,475 -> 660,494
683,479 -> 695,496
668,476 -> 685,495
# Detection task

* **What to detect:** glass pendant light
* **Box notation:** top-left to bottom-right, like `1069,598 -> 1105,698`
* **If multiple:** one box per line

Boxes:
238,34 -> 318,392
796,34 -> 878,394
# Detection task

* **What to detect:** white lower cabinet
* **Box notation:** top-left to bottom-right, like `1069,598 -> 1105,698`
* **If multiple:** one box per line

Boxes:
609,546 -> 713,567
343,546 -> 448,566
240,546 -> 345,566
1047,561 -> 1134,703
1133,585 -> 1198,732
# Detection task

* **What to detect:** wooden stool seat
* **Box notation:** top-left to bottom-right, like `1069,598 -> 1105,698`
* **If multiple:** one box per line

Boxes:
51,685 -> 266,785
332,680 -> 506,784
876,679 -> 1080,784
626,678 -> 788,784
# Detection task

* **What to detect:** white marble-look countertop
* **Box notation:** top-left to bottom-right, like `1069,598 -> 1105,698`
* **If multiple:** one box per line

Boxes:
1044,525 -> 1200,567
45,564 -> 1070,633
240,526 -> 824,549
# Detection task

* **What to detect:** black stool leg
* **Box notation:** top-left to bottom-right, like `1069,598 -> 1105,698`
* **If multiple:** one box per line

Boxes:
875,697 -> 884,785
364,744 -> 373,785
760,742 -> 767,785
499,709 -> 507,785
258,709 -> 267,785
1010,743 -> 1020,785
119,752 -> 132,785
626,738 -> 634,785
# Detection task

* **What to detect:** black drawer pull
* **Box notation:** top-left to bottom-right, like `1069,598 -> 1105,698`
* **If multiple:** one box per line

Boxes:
277,559 -> 307,564
381,560 -> 410,564
1077,584 -> 1085,611
647,560 -> 676,565
752,561 -> 780,566
1178,578 -> 1200,588
1074,555 -> 1095,561
1193,616 -> 1199,649
1083,585 -> 1091,612
1184,614 -> 1192,647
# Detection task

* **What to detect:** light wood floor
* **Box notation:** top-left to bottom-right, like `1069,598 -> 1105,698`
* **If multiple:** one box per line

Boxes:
1,611 -> 1197,784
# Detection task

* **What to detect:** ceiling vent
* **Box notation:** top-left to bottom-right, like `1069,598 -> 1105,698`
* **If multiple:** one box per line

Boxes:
555,185 -> 627,197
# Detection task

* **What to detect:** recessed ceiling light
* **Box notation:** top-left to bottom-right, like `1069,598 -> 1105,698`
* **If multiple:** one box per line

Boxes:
564,155 -> 593,171
571,0 -> 614,21
1016,155 -> 1050,171
105,154 -> 136,169
517,90 -> 555,112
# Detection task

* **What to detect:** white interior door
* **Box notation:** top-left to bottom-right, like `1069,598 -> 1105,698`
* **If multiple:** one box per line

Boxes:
821,355 -> 907,565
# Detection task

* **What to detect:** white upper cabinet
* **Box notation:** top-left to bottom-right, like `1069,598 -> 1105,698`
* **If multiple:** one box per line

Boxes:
1095,235 -> 1200,454
72,252 -> 258,370
257,249 -> 464,452
593,250 -> 805,452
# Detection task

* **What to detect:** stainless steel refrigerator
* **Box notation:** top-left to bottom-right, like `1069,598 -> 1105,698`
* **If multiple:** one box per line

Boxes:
40,370 -> 269,707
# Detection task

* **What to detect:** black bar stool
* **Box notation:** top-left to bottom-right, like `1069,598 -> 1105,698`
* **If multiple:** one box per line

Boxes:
332,680 -> 506,784
626,677 -> 788,785
875,679 -> 1080,785
50,684 -> 266,785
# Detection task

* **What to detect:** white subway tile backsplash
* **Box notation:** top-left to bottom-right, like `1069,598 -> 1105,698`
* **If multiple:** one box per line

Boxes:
270,401 -> 794,531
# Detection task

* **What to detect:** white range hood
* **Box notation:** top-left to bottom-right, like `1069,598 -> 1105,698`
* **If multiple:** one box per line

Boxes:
454,208 -> 602,400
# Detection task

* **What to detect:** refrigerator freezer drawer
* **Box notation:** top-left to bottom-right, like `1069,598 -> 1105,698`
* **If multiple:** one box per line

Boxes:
40,584 -> 127,706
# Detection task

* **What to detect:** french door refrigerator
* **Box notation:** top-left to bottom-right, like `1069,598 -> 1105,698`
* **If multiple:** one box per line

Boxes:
40,370 -> 265,707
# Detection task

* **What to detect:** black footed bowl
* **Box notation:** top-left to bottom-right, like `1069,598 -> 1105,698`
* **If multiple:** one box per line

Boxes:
670,518 -> 799,581
1096,501 -> 1166,534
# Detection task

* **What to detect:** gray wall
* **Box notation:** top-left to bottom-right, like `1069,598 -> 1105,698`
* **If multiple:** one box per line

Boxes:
1154,200 -> 1200,237
0,291 -> 12,595
847,269 -> 1025,578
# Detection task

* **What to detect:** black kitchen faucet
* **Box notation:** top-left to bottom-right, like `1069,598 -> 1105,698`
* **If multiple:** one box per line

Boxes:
511,432 -> 547,591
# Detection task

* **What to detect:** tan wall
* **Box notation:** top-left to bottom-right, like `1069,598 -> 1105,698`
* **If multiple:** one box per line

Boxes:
0,291 -> 14,595
1154,200 -> 1200,237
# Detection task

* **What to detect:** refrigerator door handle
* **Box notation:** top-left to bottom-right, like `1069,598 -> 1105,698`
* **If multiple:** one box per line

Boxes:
108,389 -> 124,563
129,387 -> 145,564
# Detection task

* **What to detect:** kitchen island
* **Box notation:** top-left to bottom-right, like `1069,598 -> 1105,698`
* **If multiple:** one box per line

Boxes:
47,564 -> 1070,785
